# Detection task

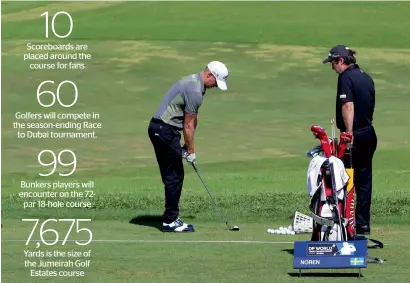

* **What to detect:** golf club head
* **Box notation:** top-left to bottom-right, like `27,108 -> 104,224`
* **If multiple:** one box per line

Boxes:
307,145 -> 323,157
230,226 -> 240,231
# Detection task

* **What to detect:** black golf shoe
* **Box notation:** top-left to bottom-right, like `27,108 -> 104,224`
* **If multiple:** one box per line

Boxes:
356,225 -> 370,235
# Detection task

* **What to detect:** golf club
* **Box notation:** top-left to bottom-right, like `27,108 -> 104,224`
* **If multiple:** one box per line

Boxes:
191,162 -> 239,231
331,118 -> 336,155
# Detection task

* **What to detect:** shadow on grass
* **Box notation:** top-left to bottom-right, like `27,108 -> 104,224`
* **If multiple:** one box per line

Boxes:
129,214 -> 197,231
288,272 -> 363,278
129,215 -> 163,231
281,248 -> 294,255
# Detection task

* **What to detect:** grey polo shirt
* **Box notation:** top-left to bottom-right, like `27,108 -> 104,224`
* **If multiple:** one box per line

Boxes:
153,73 -> 205,130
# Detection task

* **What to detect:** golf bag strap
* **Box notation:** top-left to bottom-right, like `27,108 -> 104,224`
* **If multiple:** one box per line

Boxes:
367,238 -> 386,264
368,238 -> 384,249
352,236 -> 386,264
355,235 -> 384,249
367,255 -> 387,264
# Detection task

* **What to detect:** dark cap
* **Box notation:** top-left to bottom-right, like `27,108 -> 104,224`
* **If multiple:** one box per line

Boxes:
322,45 -> 354,64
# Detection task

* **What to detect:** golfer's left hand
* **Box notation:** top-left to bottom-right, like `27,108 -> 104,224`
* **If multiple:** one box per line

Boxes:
186,153 -> 196,164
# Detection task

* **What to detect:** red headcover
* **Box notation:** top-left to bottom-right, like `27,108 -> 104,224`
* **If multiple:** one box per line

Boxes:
310,125 -> 332,157
337,132 -> 353,158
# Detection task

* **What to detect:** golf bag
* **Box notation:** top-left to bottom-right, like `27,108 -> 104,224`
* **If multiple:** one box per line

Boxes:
307,124 -> 356,241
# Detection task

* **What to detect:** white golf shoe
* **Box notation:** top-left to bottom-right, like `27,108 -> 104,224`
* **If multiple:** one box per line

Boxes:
162,218 -> 195,232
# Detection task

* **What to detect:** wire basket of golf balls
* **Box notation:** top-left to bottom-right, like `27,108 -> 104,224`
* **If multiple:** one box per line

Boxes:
267,211 -> 313,235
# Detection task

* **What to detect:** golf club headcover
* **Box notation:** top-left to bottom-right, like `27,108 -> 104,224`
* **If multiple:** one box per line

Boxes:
337,132 -> 353,158
310,125 -> 332,157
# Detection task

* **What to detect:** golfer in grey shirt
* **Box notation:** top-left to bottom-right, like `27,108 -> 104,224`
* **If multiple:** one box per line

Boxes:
148,61 -> 229,232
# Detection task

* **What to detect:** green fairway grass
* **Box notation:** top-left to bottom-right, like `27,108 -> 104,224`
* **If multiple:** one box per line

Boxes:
2,219 -> 410,283
3,221 -> 410,282
2,1 -> 410,282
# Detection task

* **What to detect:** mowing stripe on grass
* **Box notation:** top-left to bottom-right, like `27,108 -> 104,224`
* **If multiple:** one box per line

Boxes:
2,2 -> 124,22
4,239 -> 392,247
4,239 -> 295,244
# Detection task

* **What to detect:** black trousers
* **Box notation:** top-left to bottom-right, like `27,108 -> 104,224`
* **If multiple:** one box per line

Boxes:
148,118 -> 184,224
351,125 -> 377,227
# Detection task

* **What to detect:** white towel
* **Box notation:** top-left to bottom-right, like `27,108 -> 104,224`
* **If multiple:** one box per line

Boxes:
307,156 -> 327,197
307,156 -> 350,199
328,156 -> 350,199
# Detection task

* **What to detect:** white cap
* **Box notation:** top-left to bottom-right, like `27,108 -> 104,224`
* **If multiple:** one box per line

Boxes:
207,61 -> 228,90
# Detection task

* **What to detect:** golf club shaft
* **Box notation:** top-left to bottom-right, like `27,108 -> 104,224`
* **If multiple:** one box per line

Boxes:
331,119 -> 335,153
191,163 -> 231,229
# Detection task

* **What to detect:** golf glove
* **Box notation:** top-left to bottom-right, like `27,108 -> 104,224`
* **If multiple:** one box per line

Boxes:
182,148 -> 188,159
186,153 -> 196,164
